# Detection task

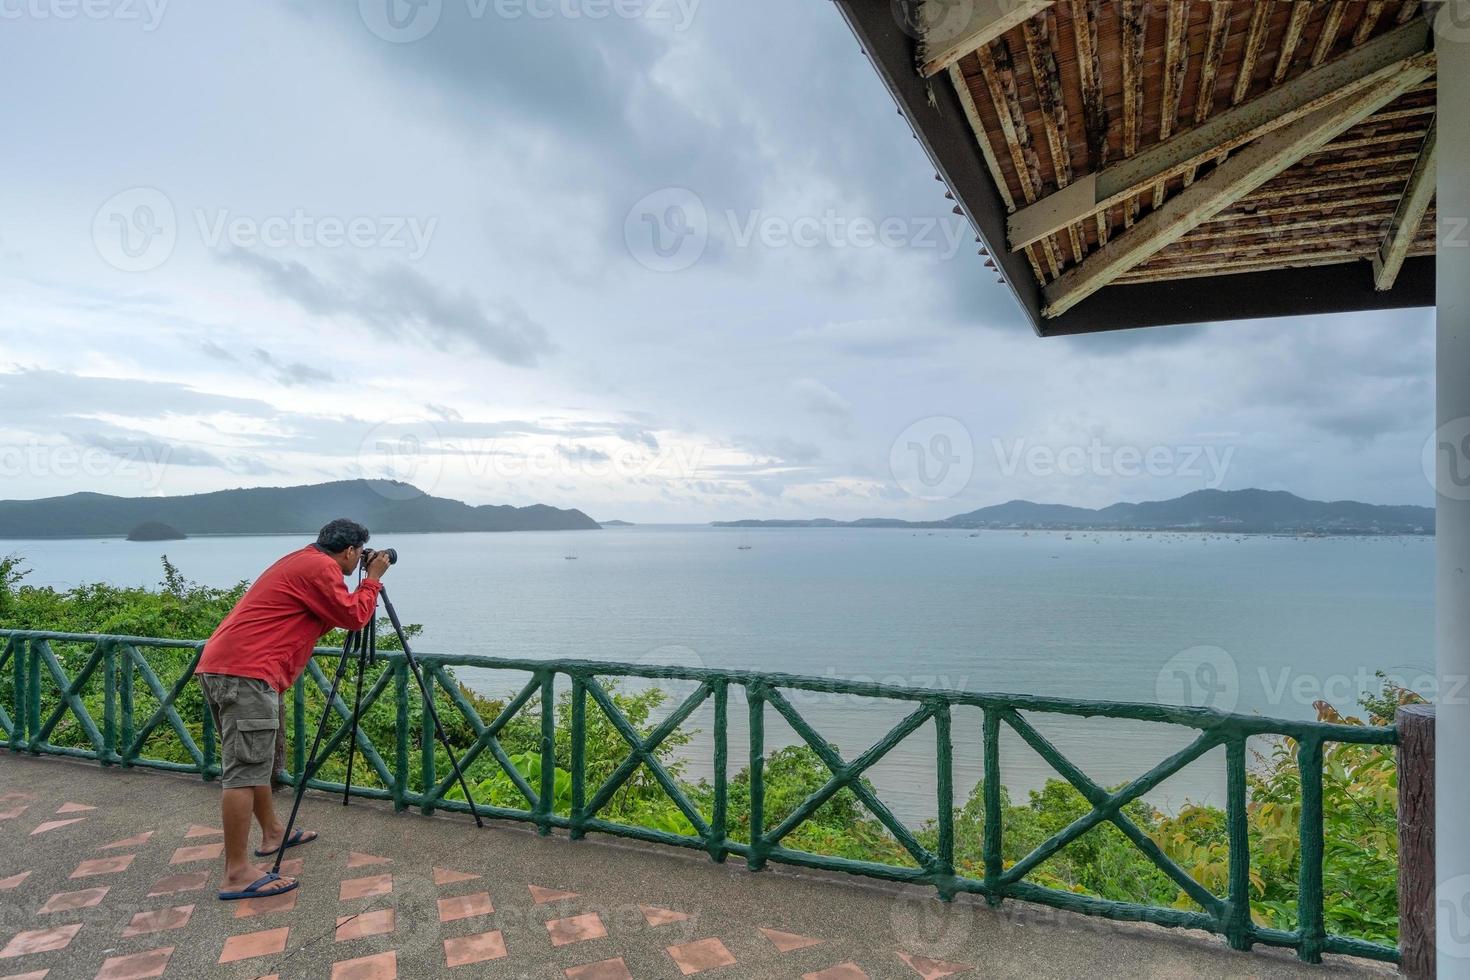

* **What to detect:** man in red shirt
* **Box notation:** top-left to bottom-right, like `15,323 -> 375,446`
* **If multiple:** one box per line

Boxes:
196,518 -> 391,900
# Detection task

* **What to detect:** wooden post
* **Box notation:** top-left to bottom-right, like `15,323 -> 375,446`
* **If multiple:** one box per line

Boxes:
1397,703 -> 1435,979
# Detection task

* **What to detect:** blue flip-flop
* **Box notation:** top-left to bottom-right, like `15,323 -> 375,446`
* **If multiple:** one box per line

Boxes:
254,828 -> 317,857
218,872 -> 298,901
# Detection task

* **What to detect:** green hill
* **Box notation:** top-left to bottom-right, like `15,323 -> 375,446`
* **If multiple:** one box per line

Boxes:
0,480 -> 599,538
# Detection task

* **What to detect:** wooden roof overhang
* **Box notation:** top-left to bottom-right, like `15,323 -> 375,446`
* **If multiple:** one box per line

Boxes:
834,1 -> 1438,336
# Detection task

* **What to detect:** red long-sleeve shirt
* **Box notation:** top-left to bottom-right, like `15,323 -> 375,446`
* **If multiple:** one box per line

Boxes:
198,545 -> 381,692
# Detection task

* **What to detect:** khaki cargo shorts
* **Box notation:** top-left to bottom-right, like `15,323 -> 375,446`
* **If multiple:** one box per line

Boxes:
197,673 -> 280,789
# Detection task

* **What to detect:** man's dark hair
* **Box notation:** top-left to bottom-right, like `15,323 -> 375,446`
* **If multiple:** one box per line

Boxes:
317,518 -> 370,554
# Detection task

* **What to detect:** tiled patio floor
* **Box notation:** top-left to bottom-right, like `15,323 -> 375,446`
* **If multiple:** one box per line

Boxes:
0,754 -> 1393,979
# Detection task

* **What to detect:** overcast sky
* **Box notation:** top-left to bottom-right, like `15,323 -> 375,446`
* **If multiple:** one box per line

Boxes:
0,0 -> 1437,523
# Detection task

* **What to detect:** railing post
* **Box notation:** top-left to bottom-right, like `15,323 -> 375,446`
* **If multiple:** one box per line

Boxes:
393,659 -> 409,812
982,706 -> 1003,907
1397,704 -> 1435,979
27,639 -> 41,754
570,676 -> 586,840
934,700 -> 955,900
538,671 -> 555,836
118,647 -> 134,766
420,666 -> 436,816
1224,736 -> 1253,951
101,641 -> 116,766
9,637 -> 24,752
746,681 -> 766,872
710,679 -> 728,863
1296,735 -> 1326,964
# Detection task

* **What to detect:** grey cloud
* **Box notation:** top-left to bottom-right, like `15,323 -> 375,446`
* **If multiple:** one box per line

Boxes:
200,340 -> 238,362
220,248 -> 553,367
252,348 -> 334,386
74,433 -> 228,469
558,444 -> 611,464
425,403 -> 463,422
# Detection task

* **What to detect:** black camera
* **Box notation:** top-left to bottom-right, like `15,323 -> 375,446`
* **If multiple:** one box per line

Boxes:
360,547 -> 398,570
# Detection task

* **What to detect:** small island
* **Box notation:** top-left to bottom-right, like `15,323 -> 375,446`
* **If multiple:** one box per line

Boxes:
126,521 -> 187,542
600,520 -> 636,527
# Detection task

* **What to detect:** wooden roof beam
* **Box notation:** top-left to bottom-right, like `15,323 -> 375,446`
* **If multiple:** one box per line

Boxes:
1373,116 -> 1437,290
918,0 -> 1052,77
1008,18 -> 1432,252
1040,53 -> 1435,317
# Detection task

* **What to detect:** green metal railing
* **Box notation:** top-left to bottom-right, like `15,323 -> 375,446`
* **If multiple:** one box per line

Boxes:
0,629 -> 1398,964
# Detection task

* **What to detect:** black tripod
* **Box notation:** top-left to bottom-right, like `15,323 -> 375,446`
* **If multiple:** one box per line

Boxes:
272,578 -> 482,877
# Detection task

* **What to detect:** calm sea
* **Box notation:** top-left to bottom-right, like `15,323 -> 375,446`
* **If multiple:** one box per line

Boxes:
1,526 -> 1434,822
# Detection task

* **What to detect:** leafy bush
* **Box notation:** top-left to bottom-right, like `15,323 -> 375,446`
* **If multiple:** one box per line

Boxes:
1,554 -> 1415,943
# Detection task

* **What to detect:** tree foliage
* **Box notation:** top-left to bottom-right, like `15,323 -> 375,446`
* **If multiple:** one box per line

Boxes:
1,555 -> 1415,944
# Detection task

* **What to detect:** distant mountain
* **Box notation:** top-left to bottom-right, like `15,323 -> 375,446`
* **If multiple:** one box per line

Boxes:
714,489 -> 1434,535
0,480 -> 600,539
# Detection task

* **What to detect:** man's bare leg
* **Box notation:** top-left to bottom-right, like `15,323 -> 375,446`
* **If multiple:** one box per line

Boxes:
254,786 -> 316,855
220,787 -> 294,894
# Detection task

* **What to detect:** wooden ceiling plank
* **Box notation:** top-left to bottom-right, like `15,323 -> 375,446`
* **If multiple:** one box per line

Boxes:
1023,9 -> 1087,263
1373,116 -> 1437,290
1154,1 -> 1193,209
1353,1 -> 1388,46
1181,211 -> 1399,243
1184,1 -> 1232,188
1040,55 -> 1435,317
1228,193 -> 1403,218
1117,249 -> 1374,284
1008,19 -> 1432,252
1311,1 -> 1349,66
1069,0 -> 1111,247
947,63 -> 1018,212
1120,0 -> 1147,226
976,39 -> 1065,277
1231,1 -> 1274,108
1275,2 -> 1314,85
918,0 -> 1053,78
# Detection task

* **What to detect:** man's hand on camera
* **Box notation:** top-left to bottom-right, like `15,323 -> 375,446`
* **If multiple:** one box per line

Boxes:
366,551 -> 392,580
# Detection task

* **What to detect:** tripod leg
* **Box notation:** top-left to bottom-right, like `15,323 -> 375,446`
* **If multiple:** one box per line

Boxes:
273,633 -> 357,877
377,587 -> 486,828
342,632 -> 368,807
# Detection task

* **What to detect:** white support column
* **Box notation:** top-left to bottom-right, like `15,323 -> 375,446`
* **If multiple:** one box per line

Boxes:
1437,4 -> 1470,977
